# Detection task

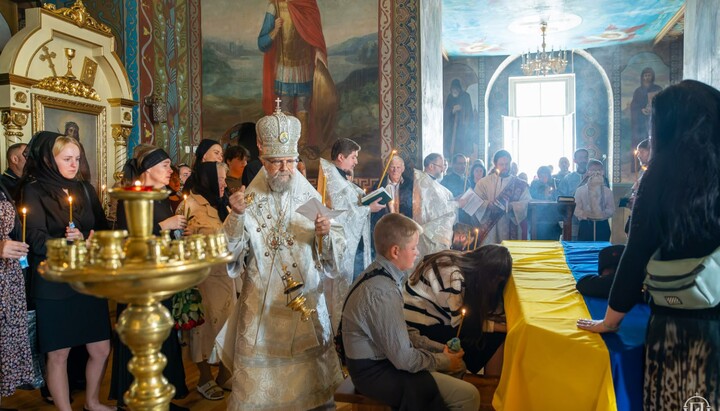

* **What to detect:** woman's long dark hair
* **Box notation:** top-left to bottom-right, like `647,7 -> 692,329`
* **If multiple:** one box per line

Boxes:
640,80 -> 720,249
409,244 -> 512,335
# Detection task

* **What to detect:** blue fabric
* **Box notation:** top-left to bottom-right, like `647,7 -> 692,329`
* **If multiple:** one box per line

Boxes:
562,241 -> 650,411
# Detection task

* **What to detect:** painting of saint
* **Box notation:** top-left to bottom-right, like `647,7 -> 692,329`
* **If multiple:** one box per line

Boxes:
443,78 -> 474,158
630,67 -> 662,149
257,0 -> 337,159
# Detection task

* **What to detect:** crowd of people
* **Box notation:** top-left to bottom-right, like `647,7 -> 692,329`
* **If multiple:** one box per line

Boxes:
0,79 -> 718,410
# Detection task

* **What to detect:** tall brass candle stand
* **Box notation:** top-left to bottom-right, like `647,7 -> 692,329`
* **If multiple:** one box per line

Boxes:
39,188 -> 232,410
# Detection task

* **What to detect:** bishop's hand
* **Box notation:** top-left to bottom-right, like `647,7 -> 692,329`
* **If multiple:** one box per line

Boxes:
229,186 -> 247,215
315,214 -> 330,236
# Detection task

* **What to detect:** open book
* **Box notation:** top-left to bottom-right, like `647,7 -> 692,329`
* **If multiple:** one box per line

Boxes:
361,187 -> 392,206
459,189 -> 484,216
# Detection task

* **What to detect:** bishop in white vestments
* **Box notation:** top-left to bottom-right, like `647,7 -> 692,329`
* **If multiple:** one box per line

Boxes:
218,106 -> 345,410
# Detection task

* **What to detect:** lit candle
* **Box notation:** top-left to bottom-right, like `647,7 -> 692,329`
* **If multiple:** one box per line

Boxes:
21,207 -> 27,243
319,179 -> 327,254
68,195 -> 73,224
463,157 -> 470,192
378,149 -> 397,186
473,228 -> 479,249
183,194 -> 190,220
456,308 -> 466,338
633,149 -> 639,179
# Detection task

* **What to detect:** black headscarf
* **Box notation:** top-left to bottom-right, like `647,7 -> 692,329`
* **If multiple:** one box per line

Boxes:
25,131 -> 83,192
184,139 -> 221,194
193,139 -> 221,170
122,147 -> 171,183
190,161 -> 227,221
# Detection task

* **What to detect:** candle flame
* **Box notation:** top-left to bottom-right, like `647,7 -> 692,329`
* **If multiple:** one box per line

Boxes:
22,207 -> 27,215
134,180 -> 142,187
461,308 -> 466,316
101,184 -> 107,191
474,228 -> 479,234
68,195 -> 72,204
183,194 -> 187,200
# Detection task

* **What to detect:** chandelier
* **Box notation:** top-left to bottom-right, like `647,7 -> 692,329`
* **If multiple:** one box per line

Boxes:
521,22 -> 568,76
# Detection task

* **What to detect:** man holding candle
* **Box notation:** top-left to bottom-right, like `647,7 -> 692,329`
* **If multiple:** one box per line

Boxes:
218,105 -> 345,411
319,138 -> 383,331
341,213 -> 480,410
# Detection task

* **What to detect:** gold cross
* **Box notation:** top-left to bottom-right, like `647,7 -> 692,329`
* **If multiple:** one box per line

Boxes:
39,46 -> 57,77
274,97 -> 282,113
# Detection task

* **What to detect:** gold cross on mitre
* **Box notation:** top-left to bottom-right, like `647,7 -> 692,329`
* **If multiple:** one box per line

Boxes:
274,97 -> 282,113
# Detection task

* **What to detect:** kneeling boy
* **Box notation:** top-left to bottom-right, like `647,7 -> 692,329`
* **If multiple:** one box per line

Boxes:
341,213 -> 481,410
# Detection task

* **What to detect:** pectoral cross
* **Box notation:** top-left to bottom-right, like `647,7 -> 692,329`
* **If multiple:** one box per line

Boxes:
39,46 -> 57,77
274,97 -> 282,113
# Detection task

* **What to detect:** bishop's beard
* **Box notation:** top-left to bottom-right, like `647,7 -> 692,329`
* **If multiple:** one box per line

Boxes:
266,169 -> 295,193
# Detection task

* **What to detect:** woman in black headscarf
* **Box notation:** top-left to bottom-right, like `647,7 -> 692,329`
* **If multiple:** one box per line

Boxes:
182,139 -> 223,195
109,144 -> 189,410
19,131 -> 113,411
178,162 -> 235,400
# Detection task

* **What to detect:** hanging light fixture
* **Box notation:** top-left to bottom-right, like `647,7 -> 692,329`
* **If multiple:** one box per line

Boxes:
521,22 -> 568,76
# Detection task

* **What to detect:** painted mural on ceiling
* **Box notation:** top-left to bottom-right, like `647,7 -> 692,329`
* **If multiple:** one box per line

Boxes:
442,0 -> 684,56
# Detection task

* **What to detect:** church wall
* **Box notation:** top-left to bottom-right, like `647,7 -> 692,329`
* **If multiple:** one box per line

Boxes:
446,37 -> 683,184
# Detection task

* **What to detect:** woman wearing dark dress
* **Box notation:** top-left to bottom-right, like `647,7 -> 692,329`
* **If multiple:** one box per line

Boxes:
109,145 -> 189,410
0,180 -> 33,404
578,80 -> 720,409
19,132 -> 113,411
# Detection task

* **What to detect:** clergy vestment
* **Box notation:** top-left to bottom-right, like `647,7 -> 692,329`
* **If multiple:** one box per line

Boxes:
319,158 -> 371,331
412,169 -> 457,258
473,173 -> 531,245
218,170 -> 345,410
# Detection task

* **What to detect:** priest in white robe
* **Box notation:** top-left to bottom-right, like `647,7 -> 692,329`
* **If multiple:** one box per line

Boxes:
412,153 -> 457,259
218,105 -> 345,410
319,138 -> 383,331
471,150 -> 531,245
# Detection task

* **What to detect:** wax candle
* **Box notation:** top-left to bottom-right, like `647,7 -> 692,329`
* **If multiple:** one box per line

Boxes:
378,149 -> 397,186
473,228 -> 479,249
463,157 -> 470,192
21,207 -> 27,243
68,195 -> 73,223
456,308 -> 466,338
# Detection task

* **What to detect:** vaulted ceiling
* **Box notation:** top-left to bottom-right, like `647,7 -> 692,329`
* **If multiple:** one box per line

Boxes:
442,0 -> 685,57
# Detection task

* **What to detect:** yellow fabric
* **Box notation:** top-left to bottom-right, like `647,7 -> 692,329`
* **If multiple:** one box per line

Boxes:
492,241 -> 617,411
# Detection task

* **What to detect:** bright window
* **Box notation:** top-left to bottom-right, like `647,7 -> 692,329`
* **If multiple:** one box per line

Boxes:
504,74 -> 575,179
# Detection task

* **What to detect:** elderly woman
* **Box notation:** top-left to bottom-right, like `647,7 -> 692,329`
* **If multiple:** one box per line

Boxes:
578,80 -> 720,409
19,132 -> 113,411
179,162 -> 236,400
110,144 -> 189,410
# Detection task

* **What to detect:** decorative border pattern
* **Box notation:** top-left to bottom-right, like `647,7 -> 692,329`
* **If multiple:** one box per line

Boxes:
611,48 -> 622,183
124,0 -> 140,156
164,0 -> 184,162
188,0 -> 202,150
393,0 -> 419,166
378,0 -> 393,161
669,37 -> 683,84
139,0 -> 156,147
